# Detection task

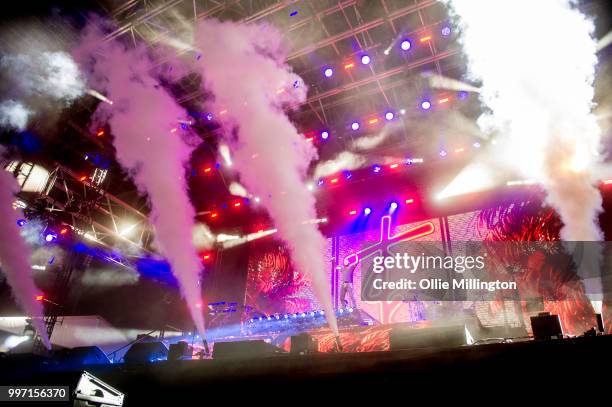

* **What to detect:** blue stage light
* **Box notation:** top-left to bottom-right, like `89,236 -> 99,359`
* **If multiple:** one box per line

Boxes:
351,121 -> 360,131
441,26 -> 451,36
309,311 -> 315,317
390,202 -> 398,210
439,149 -> 448,157
421,100 -> 431,110
400,40 -> 411,51
300,312 -> 306,318
321,131 -> 329,140
361,55 -> 371,65
372,164 -> 382,173
44,233 -> 57,243
343,170 -> 352,180
319,310 -> 325,315
385,111 -> 395,121
16,219 -> 27,227
364,207 -> 371,215
324,67 -> 333,78
473,141 -> 481,148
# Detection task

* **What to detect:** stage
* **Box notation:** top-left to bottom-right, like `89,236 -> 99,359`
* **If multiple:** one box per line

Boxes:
2,334 -> 610,403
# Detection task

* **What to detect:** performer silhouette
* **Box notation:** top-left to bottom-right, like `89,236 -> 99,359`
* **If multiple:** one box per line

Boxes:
339,260 -> 357,308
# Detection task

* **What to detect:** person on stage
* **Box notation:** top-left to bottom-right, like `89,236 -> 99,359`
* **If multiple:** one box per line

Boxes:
340,258 -> 357,309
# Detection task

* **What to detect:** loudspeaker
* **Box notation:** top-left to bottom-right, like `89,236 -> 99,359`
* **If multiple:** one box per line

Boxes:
390,325 -> 468,351
168,341 -> 193,361
530,312 -> 563,340
123,341 -> 168,364
212,340 -> 285,359
291,333 -> 318,355
55,346 -> 111,369
73,371 -> 124,407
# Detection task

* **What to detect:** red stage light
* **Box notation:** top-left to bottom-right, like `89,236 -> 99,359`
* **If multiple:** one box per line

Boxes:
405,198 -> 415,204
603,179 -> 612,185
210,212 -> 218,219
438,97 -> 450,104
79,176 -> 87,182
330,178 -> 339,184
344,62 -> 355,69
202,254 -> 211,261
203,166 -> 212,174
233,201 -> 242,208
170,128 -> 177,133
420,36 -> 432,42
306,136 -> 314,142
60,228 -> 69,235
96,129 -> 104,137
349,209 -> 358,216
454,147 -> 464,153
35,295 -> 44,301
389,163 -> 399,169
368,118 -> 379,125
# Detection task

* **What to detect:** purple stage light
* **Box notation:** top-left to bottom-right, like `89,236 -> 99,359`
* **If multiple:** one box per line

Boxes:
361,55 -> 371,65
372,164 -> 382,173
321,130 -> 329,140
290,10 -> 298,17
385,111 -> 395,121
421,100 -> 431,110
390,202 -> 398,210
441,26 -> 451,36
16,219 -> 27,227
44,232 -> 57,243
473,141 -> 481,148
324,67 -> 333,78
400,40 -> 411,51
343,170 -> 352,180
364,207 -> 372,215
439,149 -> 448,157
351,121 -> 360,131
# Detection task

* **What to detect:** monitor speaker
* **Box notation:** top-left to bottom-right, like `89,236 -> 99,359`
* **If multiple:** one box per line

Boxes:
291,333 -> 318,355
123,341 -> 168,364
390,325 -> 469,351
530,312 -> 563,340
168,341 -> 193,361
55,346 -> 111,369
212,340 -> 285,359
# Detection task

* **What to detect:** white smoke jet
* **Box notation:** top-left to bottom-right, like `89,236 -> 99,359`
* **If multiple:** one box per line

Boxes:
74,23 -> 206,337
1,51 -> 85,102
228,182 -> 249,197
87,89 -> 114,105
192,222 -> 215,250
0,100 -> 32,131
0,153 -> 50,348
193,19 -> 338,334
313,151 -> 366,179
444,0 -> 603,241
218,144 -> 232,167
423,72 -> 481,93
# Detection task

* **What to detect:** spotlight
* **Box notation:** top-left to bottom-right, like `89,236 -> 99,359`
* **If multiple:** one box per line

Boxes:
321,131 -> 329,140
439,149 -> 448,157
385,111 -> 395,121
364,207 -> 371,215
351,121 -> 360,131
421,100 -> 431,110
361,55 -> 371,65
16,219 -> 27,227
44,232 -> 57,243
372,164 -> 382,173
441,26 -> 451,36
324,67 -> 333,78
390,202 -> 399,210
400,40 -> 411,50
